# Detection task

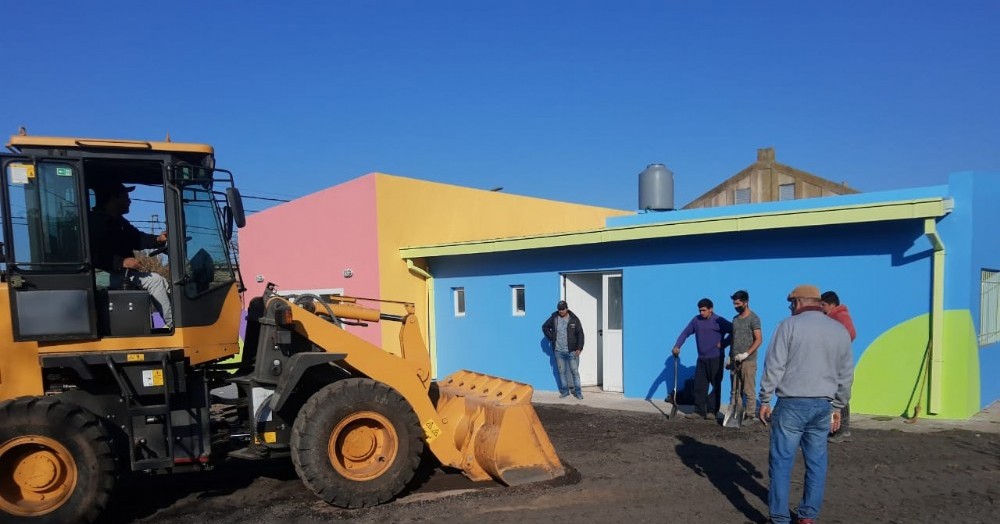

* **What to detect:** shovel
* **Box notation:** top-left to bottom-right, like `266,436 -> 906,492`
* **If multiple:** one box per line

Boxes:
668,356 -> 679,419
723,362 -> 744,429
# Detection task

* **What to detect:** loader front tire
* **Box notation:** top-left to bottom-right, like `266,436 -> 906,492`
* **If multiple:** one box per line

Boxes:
0,396 -> 116,524
291,379 -> 424,508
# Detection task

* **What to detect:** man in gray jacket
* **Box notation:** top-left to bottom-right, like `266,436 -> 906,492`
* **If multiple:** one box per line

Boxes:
758,285 -> 854,524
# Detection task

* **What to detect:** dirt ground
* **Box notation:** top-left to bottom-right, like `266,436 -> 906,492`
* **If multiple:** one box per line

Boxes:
103,404 -> 999,524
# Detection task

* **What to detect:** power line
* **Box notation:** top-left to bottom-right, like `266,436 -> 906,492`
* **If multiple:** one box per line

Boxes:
242,195 -> 290,203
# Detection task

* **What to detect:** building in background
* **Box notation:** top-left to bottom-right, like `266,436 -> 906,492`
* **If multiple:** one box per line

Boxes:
684,148 -> 859,209
238,172 -> 629,360
402,171 -> 1000,420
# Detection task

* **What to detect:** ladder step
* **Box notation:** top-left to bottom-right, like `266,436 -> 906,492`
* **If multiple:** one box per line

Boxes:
134,458 -> 173,470
130,405 -> 170,416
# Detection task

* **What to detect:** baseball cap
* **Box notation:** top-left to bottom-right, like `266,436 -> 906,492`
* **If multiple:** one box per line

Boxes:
787,284 -> 821,300
556,300 -> 568,310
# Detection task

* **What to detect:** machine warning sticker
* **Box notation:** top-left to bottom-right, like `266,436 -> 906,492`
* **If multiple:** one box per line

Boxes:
56,167 -> 73,177
142,369 -> 164,387
423,419 -> 442,443
8,164 -> 33,185
263,432 -> 277,444
127,354 -> 145,362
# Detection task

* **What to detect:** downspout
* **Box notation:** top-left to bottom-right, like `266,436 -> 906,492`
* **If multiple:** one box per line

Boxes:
406,259 -> 436,379
923,218 -> 945,415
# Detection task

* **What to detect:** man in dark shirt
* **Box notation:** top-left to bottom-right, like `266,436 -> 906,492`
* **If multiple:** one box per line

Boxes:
672,298 -> 732,419
90,183 -> 172,328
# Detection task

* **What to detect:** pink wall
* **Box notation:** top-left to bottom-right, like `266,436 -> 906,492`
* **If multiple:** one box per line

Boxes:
239,174 -> 382,346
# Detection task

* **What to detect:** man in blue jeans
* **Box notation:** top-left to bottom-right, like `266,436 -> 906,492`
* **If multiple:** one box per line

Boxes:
758,285 -> 854,524
542,300 -> 585,399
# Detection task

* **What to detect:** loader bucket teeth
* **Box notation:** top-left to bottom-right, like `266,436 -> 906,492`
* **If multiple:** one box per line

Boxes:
435,370 -> 564,486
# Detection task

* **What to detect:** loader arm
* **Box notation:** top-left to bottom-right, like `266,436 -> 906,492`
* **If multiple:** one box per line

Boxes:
272,296 -> 465,468
271,295 -> 564,485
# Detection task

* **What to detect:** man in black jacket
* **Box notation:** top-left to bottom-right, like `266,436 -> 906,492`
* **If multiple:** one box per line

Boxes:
542,300 -> 585,399
90,182 -> 172,328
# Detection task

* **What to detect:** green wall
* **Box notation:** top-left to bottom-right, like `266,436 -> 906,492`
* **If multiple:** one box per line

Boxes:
853,311 -> 979,419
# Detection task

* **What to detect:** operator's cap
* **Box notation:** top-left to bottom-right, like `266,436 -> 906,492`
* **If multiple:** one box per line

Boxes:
110,182 -> 136,194
787,284 -> 821,300
556,300 -> 568,310
95,182 -> 135,196
93,182 -> 135,204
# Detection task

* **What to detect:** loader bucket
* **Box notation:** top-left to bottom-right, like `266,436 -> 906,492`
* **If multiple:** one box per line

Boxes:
435,370 -> 564,486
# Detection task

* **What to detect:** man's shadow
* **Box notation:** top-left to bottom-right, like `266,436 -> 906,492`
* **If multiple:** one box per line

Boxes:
674,435 -> 767,523
540,337 -> 561,388
644,355 -> 692,402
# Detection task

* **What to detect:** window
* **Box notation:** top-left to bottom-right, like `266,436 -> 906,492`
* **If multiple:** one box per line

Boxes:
980,269 -> 1000,346
511,285 -> 525,316
607,275 -> 623,330
6,161 -> 85,268
453,287 -> 465,317
734,188 -> 750,205
181,185 -> 236,298
779,183 -> 795,201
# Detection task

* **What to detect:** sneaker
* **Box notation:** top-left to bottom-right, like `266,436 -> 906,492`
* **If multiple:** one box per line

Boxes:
704,412 -> 716,420
685,412 -> 705,420
574,392 -> 584,400
797,519 -> 816,524
558,392 -> 570,399
828,430 -> 852,443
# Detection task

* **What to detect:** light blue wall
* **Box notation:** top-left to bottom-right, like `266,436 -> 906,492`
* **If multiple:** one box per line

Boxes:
608,185 -> 949,228
430,174 -> 999,408
962,172 -> 1000,405
432,222 -> 932,401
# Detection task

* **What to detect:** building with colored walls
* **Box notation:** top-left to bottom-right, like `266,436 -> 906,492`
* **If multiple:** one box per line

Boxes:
402,172 -> 1000,420
238,172 -> 630,360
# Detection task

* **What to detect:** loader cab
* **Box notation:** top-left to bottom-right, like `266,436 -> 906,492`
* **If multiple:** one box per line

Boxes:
0,134 -> 246,342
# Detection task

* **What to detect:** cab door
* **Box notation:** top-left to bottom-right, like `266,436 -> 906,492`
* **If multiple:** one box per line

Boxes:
1,156 -> 97,341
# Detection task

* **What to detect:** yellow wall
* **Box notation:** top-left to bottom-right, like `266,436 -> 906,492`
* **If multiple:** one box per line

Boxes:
372,173 -> 631,359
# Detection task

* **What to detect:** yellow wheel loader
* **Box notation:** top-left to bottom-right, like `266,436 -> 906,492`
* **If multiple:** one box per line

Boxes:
0,132 -> 563,523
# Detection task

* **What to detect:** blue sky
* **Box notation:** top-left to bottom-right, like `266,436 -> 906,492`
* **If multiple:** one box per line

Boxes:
2,1 -> 997,213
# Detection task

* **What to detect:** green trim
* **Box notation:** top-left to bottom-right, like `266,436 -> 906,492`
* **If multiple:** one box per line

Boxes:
853,311 -> 980,420
400,197 -> 950,259
406,260 -> 437,378
923,219 -> 946,414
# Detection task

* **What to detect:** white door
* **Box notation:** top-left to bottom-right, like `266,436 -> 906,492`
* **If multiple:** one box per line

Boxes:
564,274 -> 602,387
602,273 -> 624,393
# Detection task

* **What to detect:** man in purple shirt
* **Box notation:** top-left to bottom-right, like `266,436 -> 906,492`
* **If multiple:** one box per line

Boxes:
672,298 -> 733,420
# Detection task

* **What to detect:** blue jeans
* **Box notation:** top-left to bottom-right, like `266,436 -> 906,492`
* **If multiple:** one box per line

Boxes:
768,397 -> 831,523
554,350 -> 581,395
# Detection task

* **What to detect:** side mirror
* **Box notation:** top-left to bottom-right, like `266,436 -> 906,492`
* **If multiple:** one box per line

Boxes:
226,187 -> 246,228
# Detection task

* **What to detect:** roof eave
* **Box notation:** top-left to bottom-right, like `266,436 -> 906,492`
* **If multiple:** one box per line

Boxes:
400,197 -> 951,259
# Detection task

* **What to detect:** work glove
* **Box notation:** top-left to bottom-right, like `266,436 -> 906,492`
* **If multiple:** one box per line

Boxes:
735,352 -> 749,363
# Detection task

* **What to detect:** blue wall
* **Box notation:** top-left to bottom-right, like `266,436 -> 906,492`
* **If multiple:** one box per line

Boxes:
432,221 -> 933,401
962,172 -> 1000,405
430,174 -> 1000,409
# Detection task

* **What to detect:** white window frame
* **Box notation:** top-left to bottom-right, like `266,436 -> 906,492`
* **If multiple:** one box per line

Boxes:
453,287 -> 466,317
980,269 -> 1000,346
511,285 -> 525,316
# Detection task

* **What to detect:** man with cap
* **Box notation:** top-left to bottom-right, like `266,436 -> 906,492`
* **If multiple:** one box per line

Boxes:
89,182 -> 173,329
758,285 -> 854,524
542,300 -> 585,399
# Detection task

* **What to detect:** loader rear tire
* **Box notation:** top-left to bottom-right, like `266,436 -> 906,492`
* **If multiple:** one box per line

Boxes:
0,396 -> 116,524
290,378 -> 424,508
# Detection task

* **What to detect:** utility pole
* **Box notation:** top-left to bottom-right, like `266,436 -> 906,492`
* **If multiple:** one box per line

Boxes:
150,214 -> 159,234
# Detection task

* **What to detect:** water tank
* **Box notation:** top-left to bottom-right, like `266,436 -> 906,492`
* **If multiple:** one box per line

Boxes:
638,163 -> 674,211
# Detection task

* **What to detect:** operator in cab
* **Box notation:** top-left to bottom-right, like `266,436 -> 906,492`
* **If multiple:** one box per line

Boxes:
89,182 -> 173,329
